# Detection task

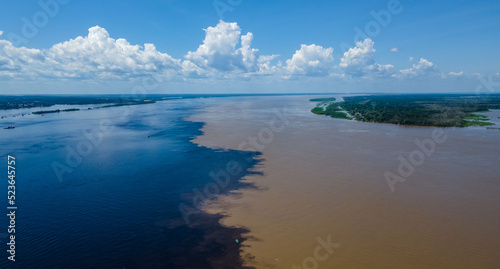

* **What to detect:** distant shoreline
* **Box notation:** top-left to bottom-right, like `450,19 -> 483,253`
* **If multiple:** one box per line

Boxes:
309,94 -> 499,128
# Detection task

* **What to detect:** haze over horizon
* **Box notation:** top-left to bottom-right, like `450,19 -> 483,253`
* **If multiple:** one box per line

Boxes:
0,0 -> 499,94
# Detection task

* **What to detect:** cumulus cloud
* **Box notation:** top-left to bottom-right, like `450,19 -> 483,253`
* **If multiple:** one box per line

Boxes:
0,21 -> 470,86
47,26 -> 180,79
285,44 -> 334,76
339,38 -> 393,78
399,58 -> 438,78
0,26 -> 180,80
185,21 -> 242,71
447,71 -> 464,77
0,31 -> 3,37
0,40 -> 46,79
409,56 -> 414,61
183,20 -> 277,77
441,71 -> 464,79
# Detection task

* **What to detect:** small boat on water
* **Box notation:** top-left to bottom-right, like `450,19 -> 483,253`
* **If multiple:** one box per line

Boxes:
3,126 -> 15,129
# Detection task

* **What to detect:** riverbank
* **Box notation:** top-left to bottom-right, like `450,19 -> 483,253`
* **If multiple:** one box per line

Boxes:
330,94 -> 500,127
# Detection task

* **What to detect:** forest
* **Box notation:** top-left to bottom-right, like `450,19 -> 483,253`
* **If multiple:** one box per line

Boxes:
336,94 -> 500,127
310,94 -> 500,127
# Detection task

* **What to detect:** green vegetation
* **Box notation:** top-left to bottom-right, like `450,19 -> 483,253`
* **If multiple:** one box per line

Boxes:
464,114 -> 489,121
30,100 -> 155,115
310,98 -> 352,119
328,110 -> 351,119
95,100 -> 155,109
313,95 -> 500,127
309,98 -> 336,102
311,107 -> 326,115
33,108 -> 80,114
464,121 -> 494,126
0,96 -> 167,110
463,113 -> 494,126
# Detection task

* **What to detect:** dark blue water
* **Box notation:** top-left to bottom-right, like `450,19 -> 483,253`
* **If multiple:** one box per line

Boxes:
0,98 -> 261,268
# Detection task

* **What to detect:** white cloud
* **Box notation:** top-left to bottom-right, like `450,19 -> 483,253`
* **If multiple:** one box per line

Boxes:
399,58 -> 438,78
441,71 -> 464,79
183,20 -> 276,77
47,26 -> 180,79
0,40 -> 46,79
256,54 -> 280,75
0,31 -> 3,37
389,47 -> 399,52
184,21 -> 242,72
0,21 -> 482,89
448,71 -> 464,77
181,22 -> 334,78
409,56 -> 414,61
339,38 -> 393,78
285,44 -> 334,76
0,26 -> 181,80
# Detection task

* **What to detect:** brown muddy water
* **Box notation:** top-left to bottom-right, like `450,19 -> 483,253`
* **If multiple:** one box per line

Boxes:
190,95 -> 500,269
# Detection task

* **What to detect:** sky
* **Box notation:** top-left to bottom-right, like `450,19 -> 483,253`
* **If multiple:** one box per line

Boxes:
0,0 -> 499,94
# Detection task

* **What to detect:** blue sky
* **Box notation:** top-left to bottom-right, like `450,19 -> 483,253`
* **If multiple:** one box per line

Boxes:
0,0 -> 499,94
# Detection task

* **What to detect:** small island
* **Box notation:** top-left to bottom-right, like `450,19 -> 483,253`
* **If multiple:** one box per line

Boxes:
94,99 -> 156,109
33,108 -> 80,115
